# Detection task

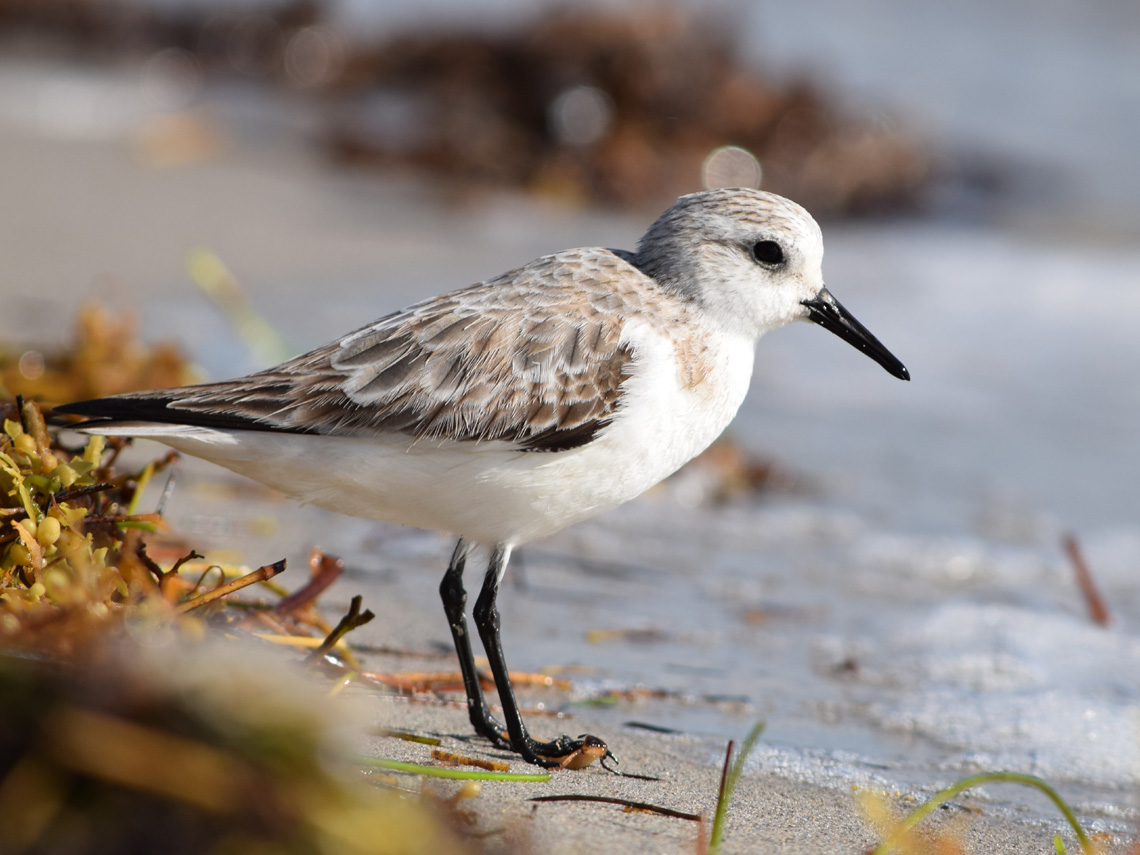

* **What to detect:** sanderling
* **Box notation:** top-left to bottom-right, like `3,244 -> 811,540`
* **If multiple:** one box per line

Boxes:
59,187 -> 908,767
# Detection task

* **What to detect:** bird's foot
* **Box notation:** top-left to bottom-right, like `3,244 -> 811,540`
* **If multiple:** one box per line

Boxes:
517,733 -> 613,769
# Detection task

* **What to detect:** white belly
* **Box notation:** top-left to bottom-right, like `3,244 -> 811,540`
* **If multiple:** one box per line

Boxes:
131,325 -> 756,546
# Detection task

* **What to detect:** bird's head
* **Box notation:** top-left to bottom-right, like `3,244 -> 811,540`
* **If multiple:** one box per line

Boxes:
635,187 -> 909,381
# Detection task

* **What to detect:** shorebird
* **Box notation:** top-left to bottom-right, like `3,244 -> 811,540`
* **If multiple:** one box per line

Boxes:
59,188 -> 908,767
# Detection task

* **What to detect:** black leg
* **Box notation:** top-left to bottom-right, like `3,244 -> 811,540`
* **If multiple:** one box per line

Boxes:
439,538 -> 509,748
473,543 -> 587,767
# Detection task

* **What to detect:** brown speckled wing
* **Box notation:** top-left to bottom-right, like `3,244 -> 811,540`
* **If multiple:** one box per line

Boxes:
66,248 -> 645,452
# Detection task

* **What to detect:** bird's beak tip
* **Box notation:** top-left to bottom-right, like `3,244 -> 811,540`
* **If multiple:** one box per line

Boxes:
801,290 -> 909,382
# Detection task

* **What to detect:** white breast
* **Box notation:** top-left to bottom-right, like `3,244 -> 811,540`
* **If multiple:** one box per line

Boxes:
473,318 -> 756,542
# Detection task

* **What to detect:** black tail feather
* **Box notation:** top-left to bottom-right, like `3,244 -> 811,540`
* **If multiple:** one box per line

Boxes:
55,396 -> 309,434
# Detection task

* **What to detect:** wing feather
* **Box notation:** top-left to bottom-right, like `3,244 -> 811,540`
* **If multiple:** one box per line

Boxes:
59,248 -> 647,453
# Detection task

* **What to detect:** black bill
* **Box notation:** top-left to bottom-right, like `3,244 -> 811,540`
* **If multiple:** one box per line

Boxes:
801,288 -> 910,381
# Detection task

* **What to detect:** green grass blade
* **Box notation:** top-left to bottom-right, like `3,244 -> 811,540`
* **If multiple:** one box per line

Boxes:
126,461 -> 155,515
358,756 -> 551,782
708,720 -> 766,855
870,771 -> 1094,855
116,521 -> 159,532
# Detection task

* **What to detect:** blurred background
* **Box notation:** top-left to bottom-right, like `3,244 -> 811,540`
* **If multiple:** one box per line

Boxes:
1,0 -> 1139,823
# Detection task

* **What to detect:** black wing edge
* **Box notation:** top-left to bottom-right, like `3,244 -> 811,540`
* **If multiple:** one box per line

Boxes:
517,417 -> 612,452
54,396 -> 314,434
57,397 -> 612,448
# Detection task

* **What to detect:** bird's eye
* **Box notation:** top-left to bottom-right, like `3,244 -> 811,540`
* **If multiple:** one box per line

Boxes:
751,240 -> 785,265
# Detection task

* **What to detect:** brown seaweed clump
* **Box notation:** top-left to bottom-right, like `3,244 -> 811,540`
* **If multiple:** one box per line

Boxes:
0,304 -> 197,408
0,399 -> 179,655
326,8 -> 930,216
0,2 -> 929,217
